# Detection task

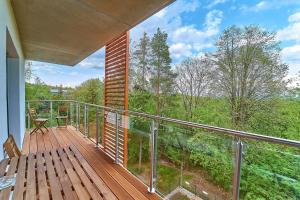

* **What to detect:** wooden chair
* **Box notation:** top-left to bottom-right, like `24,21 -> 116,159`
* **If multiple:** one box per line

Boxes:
3,134 -> 22,158
28,108 -> 49,134
56,106 -> 68,128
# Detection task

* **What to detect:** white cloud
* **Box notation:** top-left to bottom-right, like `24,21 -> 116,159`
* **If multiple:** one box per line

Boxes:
130,0 -> 200,40
76,48 -> 105,69
206,0 -> 228,9
277,12 -> 300,42
131,0 -> 209,62
240,0 -> 300,12
154,9 -> 167,18
170,43 -> 192,59
281,45 -> 300,75
288,12 -> 300,22
278,12 -> 300,76
170,10 -> 223,59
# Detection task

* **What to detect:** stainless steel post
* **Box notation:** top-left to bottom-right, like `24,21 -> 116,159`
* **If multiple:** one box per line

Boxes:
148,120 -> 158,193
86,105 -> 89,137
96,108 -> 100,147
69,102 -> 72,126
50,101 -> 53,127
77,103 -> 80,131
84,104 -> 86,135
115,112 -> 120,164
233,138 -> 243,200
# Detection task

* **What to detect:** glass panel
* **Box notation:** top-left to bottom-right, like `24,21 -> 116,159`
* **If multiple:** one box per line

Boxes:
156,123 -> 234,200
79,104 -> 85,134
88,106 -> 97,143
98,108 -> 104,145
240,141 -> 300,200
69,102 -> 75,127
71,103 -> 79,129
126,115 -> 151,186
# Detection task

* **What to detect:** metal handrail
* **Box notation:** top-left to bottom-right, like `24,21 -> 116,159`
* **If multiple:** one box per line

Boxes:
26,99 -> 300,148
26,99 -> 300,200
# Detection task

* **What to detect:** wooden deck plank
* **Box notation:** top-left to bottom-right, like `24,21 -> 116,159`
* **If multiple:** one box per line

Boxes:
57,129 -> 133,200
65,128 -> 160,200
71,128 -> 161,200
22,132 -> 30,154
43,131 -> 53,151
69,145 -> 118,200
65,129 -> 148,198
44,151 -> 64,200
29,132 -> 37,153
51,149 -> 78,200
36,152 -> 50,200
21,126 -> 163,200
25,154 -> 36,200
48,128 -> 61,149
13,155 -> 27,200
52,128 -> 69,147
63,147 -> 104,200
68,127 -> 155,200
57,148 -> 90,200
36,132 -> 46,152
64,129 -> 146,200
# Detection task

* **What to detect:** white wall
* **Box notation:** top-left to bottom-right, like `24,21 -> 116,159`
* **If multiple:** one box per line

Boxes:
0,0 -> 25,158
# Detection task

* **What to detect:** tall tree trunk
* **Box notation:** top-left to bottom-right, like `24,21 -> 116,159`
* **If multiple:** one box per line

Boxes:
156,63 -> 161,115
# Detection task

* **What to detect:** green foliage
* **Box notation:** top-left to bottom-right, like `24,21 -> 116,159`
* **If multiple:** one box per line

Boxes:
26,82 -> 52,100
70,78 -> 103,104
188,132 -> 233,190
213,25 -> 288,129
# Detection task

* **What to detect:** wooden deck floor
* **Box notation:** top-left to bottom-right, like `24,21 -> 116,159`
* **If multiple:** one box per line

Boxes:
22,126 -> 161,200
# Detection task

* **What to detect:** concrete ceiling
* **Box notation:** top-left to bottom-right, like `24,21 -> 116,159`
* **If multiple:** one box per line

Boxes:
11,0 -> 175,66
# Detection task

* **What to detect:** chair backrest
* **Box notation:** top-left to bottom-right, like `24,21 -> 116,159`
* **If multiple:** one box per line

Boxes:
58,106 -> 68,116
28,108 -> 38,121
3,134 -> 21,158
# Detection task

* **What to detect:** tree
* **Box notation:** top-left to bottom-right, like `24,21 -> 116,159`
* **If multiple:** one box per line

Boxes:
211,25 -> 288,129
130,33 -> 153,170
34,77 -> 43,85
132,32 -> 151,90
150,28 -> 176,115
176,57 -> 214,120
71,78 -> 103,105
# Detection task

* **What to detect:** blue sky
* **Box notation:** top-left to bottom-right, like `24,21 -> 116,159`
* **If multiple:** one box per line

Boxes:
30,0 -> 300,87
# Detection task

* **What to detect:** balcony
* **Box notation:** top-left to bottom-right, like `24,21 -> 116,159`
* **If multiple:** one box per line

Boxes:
2,0 -> 300,199
23,100 -> 300,200
22,125 -> 160,200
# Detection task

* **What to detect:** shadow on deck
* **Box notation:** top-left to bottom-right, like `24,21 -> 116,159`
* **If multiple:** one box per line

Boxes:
22,126 -> 161,200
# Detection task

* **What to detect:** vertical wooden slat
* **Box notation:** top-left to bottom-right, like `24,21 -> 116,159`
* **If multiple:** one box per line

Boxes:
123,31 -> 129,167
104,31 -> 129,166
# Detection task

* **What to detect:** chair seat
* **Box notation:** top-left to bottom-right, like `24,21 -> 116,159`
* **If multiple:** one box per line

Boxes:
56,116 -> 68,119
35,118 -> 48,122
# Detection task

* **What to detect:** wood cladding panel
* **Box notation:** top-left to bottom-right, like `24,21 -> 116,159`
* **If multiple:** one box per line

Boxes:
104,32 -> 129,167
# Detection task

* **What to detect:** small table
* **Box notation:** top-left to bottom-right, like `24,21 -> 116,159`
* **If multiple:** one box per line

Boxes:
0,145 -> 116,200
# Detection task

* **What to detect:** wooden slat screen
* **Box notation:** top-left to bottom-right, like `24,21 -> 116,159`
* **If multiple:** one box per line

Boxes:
104,32 -> 129,166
